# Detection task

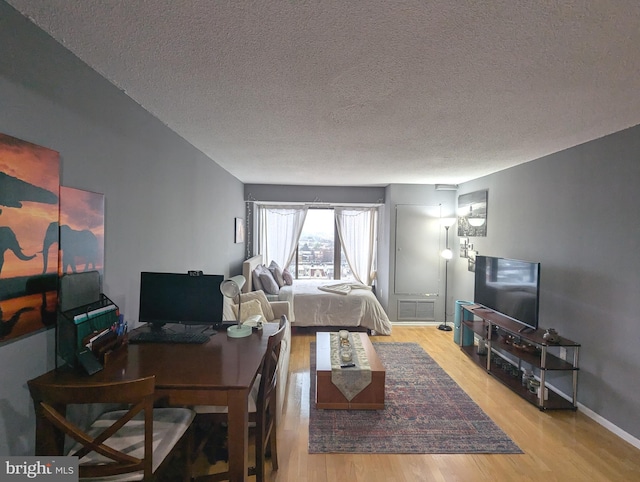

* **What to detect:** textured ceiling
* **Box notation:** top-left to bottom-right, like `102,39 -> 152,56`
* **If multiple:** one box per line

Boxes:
7,0 -> 640,186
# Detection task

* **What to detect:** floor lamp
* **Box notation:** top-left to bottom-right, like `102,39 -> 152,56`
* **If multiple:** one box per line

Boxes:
438,219 -> 455,331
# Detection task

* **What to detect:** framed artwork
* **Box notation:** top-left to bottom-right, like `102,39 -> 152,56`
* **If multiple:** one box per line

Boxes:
57,186 -> 105,276
468,250 -> 478,272
235,217 -> 245,244
459,238 -> 469,258
1,133 -> 60,342
458,190 -> 487,237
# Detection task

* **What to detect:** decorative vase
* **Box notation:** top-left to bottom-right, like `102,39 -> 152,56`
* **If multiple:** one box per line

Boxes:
543,328 -> 560,343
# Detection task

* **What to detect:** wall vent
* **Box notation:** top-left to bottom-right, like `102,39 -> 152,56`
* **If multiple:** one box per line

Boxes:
397,300 -> 435,321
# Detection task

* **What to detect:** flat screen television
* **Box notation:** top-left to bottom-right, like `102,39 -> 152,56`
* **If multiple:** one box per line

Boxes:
474,256 -> 541,332
138,272 -> 224,329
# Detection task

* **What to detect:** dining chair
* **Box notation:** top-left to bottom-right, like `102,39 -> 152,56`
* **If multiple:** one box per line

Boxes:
28,374 -> 195,482
192,315 -> 289,482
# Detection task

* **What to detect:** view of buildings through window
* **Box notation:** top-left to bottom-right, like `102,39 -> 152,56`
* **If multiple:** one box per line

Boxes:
293,209 -> 354,280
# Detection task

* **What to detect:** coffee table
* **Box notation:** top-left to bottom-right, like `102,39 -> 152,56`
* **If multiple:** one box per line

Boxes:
315,332 -> 385,409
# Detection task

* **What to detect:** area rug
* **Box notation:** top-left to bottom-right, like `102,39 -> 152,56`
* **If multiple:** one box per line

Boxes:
309,342 -> 522,454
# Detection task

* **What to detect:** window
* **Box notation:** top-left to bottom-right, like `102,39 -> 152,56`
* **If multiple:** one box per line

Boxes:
257,204 -> 378,285
293,208 -> 355,280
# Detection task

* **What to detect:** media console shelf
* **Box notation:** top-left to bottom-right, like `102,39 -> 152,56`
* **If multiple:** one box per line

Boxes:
460,304 -> 579,411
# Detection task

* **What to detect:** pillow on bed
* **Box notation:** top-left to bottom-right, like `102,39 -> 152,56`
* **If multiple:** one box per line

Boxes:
238,289 -> 275,321
282,268 -> 293,286
259,269 -> 280,295
252,266 -> 265,292
231,298 -> 265,323
268,260 -> 285,288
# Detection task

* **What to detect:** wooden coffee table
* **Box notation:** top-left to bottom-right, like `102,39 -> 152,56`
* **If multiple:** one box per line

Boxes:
315,332 -> 385,409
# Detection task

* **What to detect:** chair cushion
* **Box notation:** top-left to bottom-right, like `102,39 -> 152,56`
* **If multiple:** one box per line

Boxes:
231,299 -> 266,323
69,407 -> 194,482
237,290 -> 275,321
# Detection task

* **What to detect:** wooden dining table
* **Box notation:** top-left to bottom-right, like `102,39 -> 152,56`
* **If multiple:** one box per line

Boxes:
30,323 -> 277,482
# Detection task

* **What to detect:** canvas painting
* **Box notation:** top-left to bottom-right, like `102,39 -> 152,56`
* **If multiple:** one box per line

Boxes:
56,186 -> 105,277
458,190 -> 488,237
235,217 -> 245,244
0,133 -> 60,342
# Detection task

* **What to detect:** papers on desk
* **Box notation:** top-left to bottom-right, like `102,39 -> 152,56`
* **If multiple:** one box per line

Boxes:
73,303 -> 117,324
242,315 -> 264,329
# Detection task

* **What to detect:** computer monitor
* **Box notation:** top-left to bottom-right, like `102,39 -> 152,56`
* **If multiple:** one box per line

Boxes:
138,272 -> 224,329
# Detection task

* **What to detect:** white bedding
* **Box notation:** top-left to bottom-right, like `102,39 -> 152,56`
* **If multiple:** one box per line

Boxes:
242,255 -> 392,335
276,279 -> 392,335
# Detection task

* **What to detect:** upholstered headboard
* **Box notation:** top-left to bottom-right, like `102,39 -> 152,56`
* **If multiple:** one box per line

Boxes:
242,254 -> 263,293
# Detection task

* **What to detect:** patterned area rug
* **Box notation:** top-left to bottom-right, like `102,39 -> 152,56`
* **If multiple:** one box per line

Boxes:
309,342 -> 522,454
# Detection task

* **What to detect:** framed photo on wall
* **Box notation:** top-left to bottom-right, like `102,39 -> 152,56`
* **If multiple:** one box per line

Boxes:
458,190 -> 487,237
1,132 -> 60,342
234,217 -> 245,244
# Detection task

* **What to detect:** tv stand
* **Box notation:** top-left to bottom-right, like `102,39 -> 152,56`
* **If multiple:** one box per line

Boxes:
460,305 -> 580,411
518,326 -> 535,334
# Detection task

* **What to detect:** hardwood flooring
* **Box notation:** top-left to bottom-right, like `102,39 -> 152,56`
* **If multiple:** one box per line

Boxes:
197,326 -> 640,481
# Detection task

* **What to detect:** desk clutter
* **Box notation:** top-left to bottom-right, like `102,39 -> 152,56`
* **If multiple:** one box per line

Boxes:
56,272 -> 127,373
57,294 -> 127,373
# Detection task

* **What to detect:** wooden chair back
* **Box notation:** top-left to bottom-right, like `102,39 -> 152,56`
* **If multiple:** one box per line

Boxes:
254,315 -> 288,481
28,375 -> 156,479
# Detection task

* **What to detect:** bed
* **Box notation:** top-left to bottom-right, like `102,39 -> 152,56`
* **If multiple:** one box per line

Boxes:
242,255 -> 392,335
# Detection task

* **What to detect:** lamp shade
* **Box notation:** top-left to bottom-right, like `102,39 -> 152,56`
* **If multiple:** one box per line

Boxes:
440,217 -> 456,228
441,248 -> 453,260
220,275 -> 251,338
220,275 -> 246,298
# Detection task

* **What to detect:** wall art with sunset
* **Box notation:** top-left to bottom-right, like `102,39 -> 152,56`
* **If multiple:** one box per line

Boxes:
0,132 -> 104,343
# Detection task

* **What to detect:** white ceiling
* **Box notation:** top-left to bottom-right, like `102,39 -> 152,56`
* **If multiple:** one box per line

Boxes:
8,0 -> 640,187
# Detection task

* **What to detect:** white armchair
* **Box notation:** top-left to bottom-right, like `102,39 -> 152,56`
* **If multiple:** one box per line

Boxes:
222,290 -> 291,417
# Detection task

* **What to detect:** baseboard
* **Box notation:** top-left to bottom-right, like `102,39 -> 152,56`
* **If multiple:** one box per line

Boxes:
390,323 -> 640,450
577,403 -> 640,450
390,321 -> 440,326
530,380 -> 640,451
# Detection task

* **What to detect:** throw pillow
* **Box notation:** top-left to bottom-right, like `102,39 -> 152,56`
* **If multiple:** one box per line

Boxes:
259,269 -> 280,295
268,260 -> 285,288
252,266 -> 265,292
222,296 -> 236,321
230,298 -> 265,323
282,268 -> 293,286
238,290 -> 275,321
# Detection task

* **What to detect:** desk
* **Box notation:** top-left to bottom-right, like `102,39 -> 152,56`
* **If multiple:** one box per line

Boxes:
30,323 -> 277,482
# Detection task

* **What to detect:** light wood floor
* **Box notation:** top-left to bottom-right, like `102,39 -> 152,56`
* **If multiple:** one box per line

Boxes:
197,326 -> 640,481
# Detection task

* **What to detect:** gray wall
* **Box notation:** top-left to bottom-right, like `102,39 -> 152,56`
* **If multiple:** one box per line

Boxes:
2,0 -> 638,455
0,2 -> 245,455
451,126 -> 640,441
380,185 -> 456,322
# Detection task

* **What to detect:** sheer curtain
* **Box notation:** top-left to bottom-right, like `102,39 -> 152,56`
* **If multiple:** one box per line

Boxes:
258,205 -> 308,269
335,207 -> 378,286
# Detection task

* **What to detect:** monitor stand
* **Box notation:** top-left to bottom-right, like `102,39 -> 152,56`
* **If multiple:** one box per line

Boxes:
201,325 -> 218,336
149,322 -> 167,332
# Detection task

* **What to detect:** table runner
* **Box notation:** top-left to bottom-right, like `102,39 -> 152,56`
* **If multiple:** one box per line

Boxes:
330,332 -> 372,401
